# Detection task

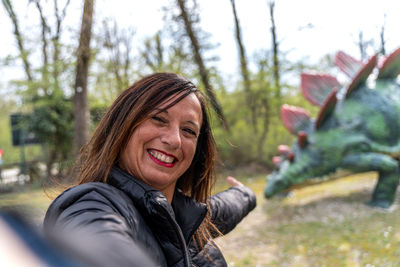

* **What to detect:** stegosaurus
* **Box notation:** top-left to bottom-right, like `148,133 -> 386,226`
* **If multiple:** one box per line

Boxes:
264,48 -> 400,208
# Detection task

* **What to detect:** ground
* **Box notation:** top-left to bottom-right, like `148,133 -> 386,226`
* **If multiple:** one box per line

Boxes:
1,171 -> 400,266
215,172 -> 400,267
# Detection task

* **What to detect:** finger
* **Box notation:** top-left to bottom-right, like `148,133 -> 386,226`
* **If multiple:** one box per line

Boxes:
226,176 -> 243,187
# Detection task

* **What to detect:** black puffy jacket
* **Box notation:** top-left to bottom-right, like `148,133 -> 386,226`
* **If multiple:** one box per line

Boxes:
44,167 -> 256,266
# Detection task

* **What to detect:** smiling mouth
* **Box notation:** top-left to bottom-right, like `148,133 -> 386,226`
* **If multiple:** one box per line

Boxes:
148,149 -> 177,167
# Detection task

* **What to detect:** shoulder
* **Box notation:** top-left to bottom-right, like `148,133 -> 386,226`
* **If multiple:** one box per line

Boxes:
44,182 -> 138,228
49,182 -> 132,211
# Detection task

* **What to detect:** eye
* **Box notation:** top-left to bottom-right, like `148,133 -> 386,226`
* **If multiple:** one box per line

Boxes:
152,115 -> 166,123
183,127 -> 197,137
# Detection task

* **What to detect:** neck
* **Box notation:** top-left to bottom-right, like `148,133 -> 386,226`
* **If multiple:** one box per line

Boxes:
161,184 -> 176,203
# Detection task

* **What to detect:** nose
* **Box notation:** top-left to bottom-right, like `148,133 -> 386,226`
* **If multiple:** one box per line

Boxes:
161,125 -> 181,149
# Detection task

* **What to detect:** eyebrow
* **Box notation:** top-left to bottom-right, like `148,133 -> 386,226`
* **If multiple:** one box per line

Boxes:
186,120 -> 200,130
154,109 -> 200,130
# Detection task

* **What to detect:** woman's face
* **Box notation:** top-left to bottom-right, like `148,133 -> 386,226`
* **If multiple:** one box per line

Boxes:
120,92 -> 202,198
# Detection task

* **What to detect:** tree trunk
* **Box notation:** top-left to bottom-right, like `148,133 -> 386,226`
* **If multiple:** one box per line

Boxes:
52,0 -> 71,91
34,0 -> 50,95
380,15 -> 386,56
269,0 -> 280,101
73,0 -> 94,155
230,0 -> 256,132
176,0 -> 227,129
358,31 -> 367,61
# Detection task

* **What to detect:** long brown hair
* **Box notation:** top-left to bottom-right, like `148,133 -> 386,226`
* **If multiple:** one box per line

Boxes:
75,72 -> 219,247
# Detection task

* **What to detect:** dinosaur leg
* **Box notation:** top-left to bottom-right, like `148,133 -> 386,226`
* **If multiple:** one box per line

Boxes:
342,153 -> 399,208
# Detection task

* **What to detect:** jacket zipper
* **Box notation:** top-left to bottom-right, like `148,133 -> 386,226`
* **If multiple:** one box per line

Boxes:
161,205 -> 191,267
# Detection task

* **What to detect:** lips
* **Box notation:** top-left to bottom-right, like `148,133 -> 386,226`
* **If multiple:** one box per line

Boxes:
148,149 -> 177,168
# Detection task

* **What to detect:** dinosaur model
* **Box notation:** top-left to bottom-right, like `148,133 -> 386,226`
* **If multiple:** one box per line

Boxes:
264,47 -> 400,208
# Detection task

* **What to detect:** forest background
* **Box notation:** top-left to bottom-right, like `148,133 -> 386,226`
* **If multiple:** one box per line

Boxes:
0,0 -> 399,182
2,1 -> 400,265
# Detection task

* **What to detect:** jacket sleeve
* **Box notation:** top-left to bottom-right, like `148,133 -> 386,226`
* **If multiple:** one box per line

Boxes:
43,189 -> 157,267
209,185 -> 256,236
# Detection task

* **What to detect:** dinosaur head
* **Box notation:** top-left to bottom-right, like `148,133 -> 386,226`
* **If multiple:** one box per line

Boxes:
264,132 -> 330,197
264,131 -> 342,198
264,79 -> 341,198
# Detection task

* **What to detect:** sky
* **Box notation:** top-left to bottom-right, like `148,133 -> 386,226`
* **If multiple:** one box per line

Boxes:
1,0 -> 400,90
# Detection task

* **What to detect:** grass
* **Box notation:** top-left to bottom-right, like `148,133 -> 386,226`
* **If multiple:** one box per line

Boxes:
216,171 -> 400,266
1,171 -> 400,266
0,184 -> 52,226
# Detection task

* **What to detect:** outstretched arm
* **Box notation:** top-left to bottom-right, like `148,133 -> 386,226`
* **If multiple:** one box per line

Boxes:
209,176 -> 256,236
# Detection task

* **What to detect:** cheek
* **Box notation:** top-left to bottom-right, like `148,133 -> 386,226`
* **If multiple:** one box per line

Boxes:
184,140 -> 198,163
121,133 -> 141,166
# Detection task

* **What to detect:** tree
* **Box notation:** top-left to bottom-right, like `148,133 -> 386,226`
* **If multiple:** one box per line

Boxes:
141,32 -> 165,72
139,29 -> 198,76
73,0 -> 94,155
356,31 -> 374,61
100,19 -> 134,91
2,0 -> 32,81
229,0 -> 255,129
175,0 -> 228,129
379,14 -> 387,56
2,0 -> 75,179
268,0 -> 281,102
228,0 -> 273,161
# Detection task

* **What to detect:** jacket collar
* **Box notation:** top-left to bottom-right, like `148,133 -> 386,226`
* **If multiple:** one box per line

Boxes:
108,166 -> 207,244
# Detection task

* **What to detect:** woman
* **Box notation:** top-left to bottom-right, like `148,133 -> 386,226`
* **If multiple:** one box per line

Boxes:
44,73 -> 256,266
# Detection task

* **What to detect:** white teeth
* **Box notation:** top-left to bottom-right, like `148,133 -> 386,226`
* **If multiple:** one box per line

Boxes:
149,150 -> 174,163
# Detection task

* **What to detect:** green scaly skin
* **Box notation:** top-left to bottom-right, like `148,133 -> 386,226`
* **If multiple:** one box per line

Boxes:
265,80 -> 400,209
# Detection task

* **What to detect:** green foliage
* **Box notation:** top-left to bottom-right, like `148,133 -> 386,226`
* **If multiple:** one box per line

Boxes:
210,59 -> 318,169
0,97 -> 42,166
27,94 -> 74,165
89,102 -> 108,126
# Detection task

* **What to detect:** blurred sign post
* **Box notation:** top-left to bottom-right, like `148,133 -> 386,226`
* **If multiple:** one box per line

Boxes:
10,113 -> 40,175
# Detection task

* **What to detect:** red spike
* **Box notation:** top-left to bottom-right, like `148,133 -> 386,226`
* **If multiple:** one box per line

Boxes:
301,73 -> 341,106
345,54 -> 377,98
272,156 -> 281,166
278,144 -> 291,155
281,104 -> 311,135
335,51 -> 363,78
315,88 -> 338,129
378,47 -> 400,79
298,131 -> 308,148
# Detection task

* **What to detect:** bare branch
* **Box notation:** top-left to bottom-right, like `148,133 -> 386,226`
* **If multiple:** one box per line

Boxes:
2,0 -> 33,81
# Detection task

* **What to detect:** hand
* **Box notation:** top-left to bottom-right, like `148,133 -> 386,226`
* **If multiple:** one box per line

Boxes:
226,176 -> 243,187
